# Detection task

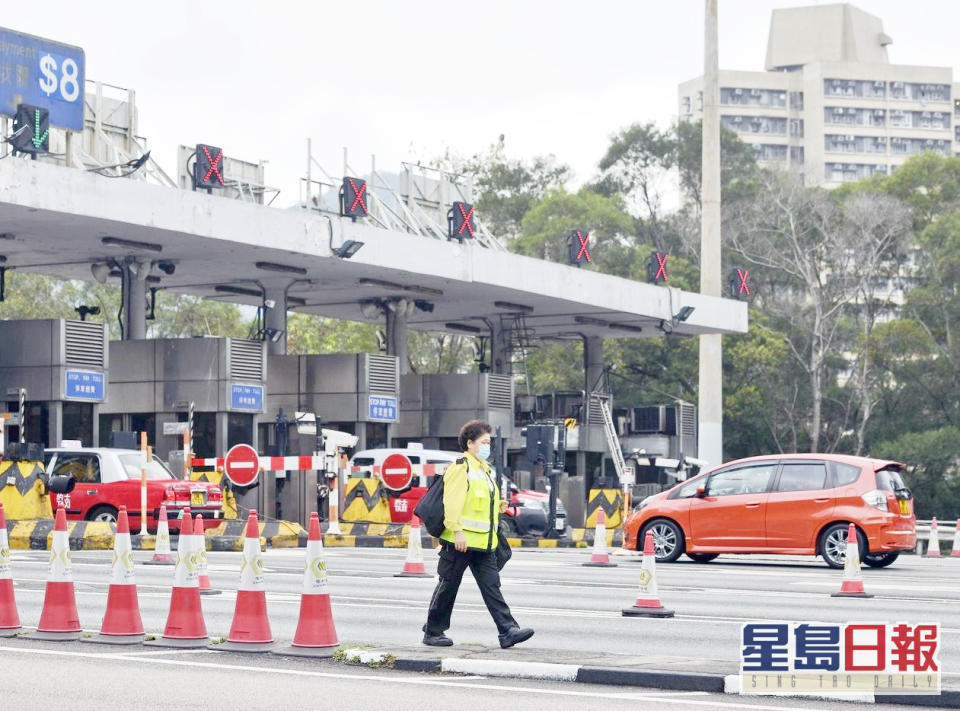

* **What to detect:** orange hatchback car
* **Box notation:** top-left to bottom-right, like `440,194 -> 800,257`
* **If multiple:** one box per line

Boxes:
623,454 -> 916,568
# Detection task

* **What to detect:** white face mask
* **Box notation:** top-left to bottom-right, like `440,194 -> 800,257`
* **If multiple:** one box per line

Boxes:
477,443 -> 491,461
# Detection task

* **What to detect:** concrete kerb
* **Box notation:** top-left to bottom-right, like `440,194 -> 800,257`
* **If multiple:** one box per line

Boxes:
3,518 -> 306,550
3,519 -> 622,550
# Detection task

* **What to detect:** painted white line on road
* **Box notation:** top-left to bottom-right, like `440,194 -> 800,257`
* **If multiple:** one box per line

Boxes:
0,645 -> 856,710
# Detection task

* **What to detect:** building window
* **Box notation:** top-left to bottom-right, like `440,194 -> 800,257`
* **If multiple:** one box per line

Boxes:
824,107 -> 885,127
823,79 -> 886,99
681,96 -> 691,115
790,146 -> 804,164
889,81 -> 950,103
721,115 -> 787,134
697,91 -> 703,111
825,162 -> 888,182
890,137 -> 951,156
790,91 -> 804,110
825,135 -> 887,154
754,144 -> 788,162
955,99 -> 960,118
955,126 -> 960,142
790,119 -> 804,137
887,109 -> 949,130
720,87 -> 786,107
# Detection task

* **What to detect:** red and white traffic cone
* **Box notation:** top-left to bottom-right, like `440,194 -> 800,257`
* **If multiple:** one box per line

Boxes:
0,503 -> 21,637
832,523 -> 873,598
86,506 -> 144,644
218,510 -> 273,651
194,514 -> 219,595
951,519 -> 960,558
622,531 -> 674,617
925,517 -> 942,558
33,508 -> 82,640
147,507 -> 209,647
144,505 -> 175,565
583,509 -> 617,567
395,515 -> 431,577
277,512 -> 339,657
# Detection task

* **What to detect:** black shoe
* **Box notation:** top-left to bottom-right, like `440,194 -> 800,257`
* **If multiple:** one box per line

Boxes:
498,627 -> 534,649
422,633 -> 454,647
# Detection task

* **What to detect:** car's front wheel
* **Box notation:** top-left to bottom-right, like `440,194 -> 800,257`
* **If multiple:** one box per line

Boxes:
639,519 -> 684,563
863,552 -> 899,568
819,523 -> 868,569
87,505 -> 119,524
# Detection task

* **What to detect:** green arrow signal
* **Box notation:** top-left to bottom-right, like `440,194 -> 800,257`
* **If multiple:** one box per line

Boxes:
31,109 -> 49,149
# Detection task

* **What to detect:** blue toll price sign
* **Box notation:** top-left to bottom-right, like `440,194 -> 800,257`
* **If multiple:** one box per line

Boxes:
0,27 -> 85,130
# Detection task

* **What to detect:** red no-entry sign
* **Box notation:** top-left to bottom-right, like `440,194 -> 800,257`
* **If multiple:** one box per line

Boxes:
223,444 -> 260,487
381,453 -> 413,492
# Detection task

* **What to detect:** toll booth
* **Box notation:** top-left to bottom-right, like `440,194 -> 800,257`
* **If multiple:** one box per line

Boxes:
0,319 -> 109,448
396,373 -> 515,449
263,352 -> 400,524
101,337 -> 266,464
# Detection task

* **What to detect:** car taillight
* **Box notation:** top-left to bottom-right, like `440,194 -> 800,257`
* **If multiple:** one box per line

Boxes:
861,489 -> 887,511
162,485 -> 176,503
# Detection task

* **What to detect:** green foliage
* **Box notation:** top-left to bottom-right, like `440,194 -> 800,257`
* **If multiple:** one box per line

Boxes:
872,427 -> 960,520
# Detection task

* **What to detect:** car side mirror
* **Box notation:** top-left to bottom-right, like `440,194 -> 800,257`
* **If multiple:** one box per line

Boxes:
696,486 -> 707,498
47,475 -> 76,494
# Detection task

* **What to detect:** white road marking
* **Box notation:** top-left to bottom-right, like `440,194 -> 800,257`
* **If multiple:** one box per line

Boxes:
0,645 -> 856,709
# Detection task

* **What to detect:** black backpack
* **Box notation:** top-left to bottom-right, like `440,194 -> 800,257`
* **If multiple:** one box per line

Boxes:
413,470 -> 446,538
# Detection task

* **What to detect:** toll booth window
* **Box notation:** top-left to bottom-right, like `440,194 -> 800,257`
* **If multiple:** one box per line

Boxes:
118,454 -> 174,480
227,414 -> 253,450
54,455 -> 101,483
192,412 -> 217,458
62,402 -> 94,446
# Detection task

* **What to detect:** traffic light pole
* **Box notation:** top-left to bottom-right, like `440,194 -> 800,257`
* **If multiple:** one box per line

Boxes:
546,423 -> 566,538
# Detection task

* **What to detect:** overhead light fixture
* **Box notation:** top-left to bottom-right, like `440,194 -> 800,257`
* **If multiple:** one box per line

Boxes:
146,275 -> 161,285
359,277 -> 403,290
287,296 -> 307,307
90,263 -> 110,284
255,261 -> 308,275
0,233 -> 14,240
156,261 -> 176,276
659,319 -> 674,334
609,323 -> 643,333
493,300 -> 534,313
414,299 -> 434,313
332,239 -> 364,259
215,285 -> 262,298
445,322 -> 482,334
675,306 -> 695,322
574,315 -> 609,327
101,236 -> 163,253
404,285 -> 444,296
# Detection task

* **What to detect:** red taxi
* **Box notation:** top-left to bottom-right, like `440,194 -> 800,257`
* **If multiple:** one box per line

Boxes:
44,447 -> 223,532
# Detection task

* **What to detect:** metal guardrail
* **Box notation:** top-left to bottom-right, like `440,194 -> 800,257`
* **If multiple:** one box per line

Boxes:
915,519 -> 957,537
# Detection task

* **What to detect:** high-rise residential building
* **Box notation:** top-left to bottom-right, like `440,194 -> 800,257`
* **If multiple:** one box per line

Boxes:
679,3 -> 958,187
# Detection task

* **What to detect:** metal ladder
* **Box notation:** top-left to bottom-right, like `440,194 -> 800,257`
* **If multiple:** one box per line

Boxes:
591,393 -> 626,482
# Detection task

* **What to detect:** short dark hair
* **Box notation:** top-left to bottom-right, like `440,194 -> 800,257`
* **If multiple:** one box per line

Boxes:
458,419 -> 492,452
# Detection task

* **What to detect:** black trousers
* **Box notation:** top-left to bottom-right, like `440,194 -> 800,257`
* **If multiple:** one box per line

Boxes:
424,544 -> 518,636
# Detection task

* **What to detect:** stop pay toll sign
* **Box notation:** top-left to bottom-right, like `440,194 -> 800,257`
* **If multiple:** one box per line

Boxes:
381,453 -> 413,492
224,444 -> 260,487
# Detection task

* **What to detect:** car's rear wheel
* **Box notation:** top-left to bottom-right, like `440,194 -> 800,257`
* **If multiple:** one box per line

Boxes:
819,523 -> 868,569
686,552 -> 719,563
863,552 -> 899,568
501,515 -> 520,537
640,519 -> 684,563
87,505 -> 119,524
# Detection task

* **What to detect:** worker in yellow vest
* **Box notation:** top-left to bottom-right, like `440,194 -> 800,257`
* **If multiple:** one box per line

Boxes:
422,419 -> 534,648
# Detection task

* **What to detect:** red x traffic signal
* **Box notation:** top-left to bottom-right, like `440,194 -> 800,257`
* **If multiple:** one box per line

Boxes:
194,144 -> 224,189
568,230 -> 591,266
341,177 -> 368,219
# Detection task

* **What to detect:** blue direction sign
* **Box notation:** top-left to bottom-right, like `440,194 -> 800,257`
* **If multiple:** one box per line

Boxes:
0,28 -> 85,130
230,383 -> 264,412
65,370 -> 104,401
368,394 -> 398,422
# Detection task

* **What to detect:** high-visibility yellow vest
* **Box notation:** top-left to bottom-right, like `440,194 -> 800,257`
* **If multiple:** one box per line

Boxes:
440,456 -> 499,551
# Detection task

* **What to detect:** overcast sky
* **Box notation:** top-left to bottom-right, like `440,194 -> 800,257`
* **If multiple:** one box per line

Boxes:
13,1 -> 960,205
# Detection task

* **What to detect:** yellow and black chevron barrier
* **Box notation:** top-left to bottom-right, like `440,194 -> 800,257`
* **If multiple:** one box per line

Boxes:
188,468 -> 239,519
342,477 -> 391,523
0,460 -> 52,520
585,488 -> 624,528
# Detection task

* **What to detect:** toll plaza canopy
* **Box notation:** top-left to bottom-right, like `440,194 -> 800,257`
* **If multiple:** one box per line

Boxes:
0,159 -> 747,338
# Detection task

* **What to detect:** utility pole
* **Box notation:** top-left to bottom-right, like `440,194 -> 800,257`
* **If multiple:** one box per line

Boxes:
698,0 -> 723,467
